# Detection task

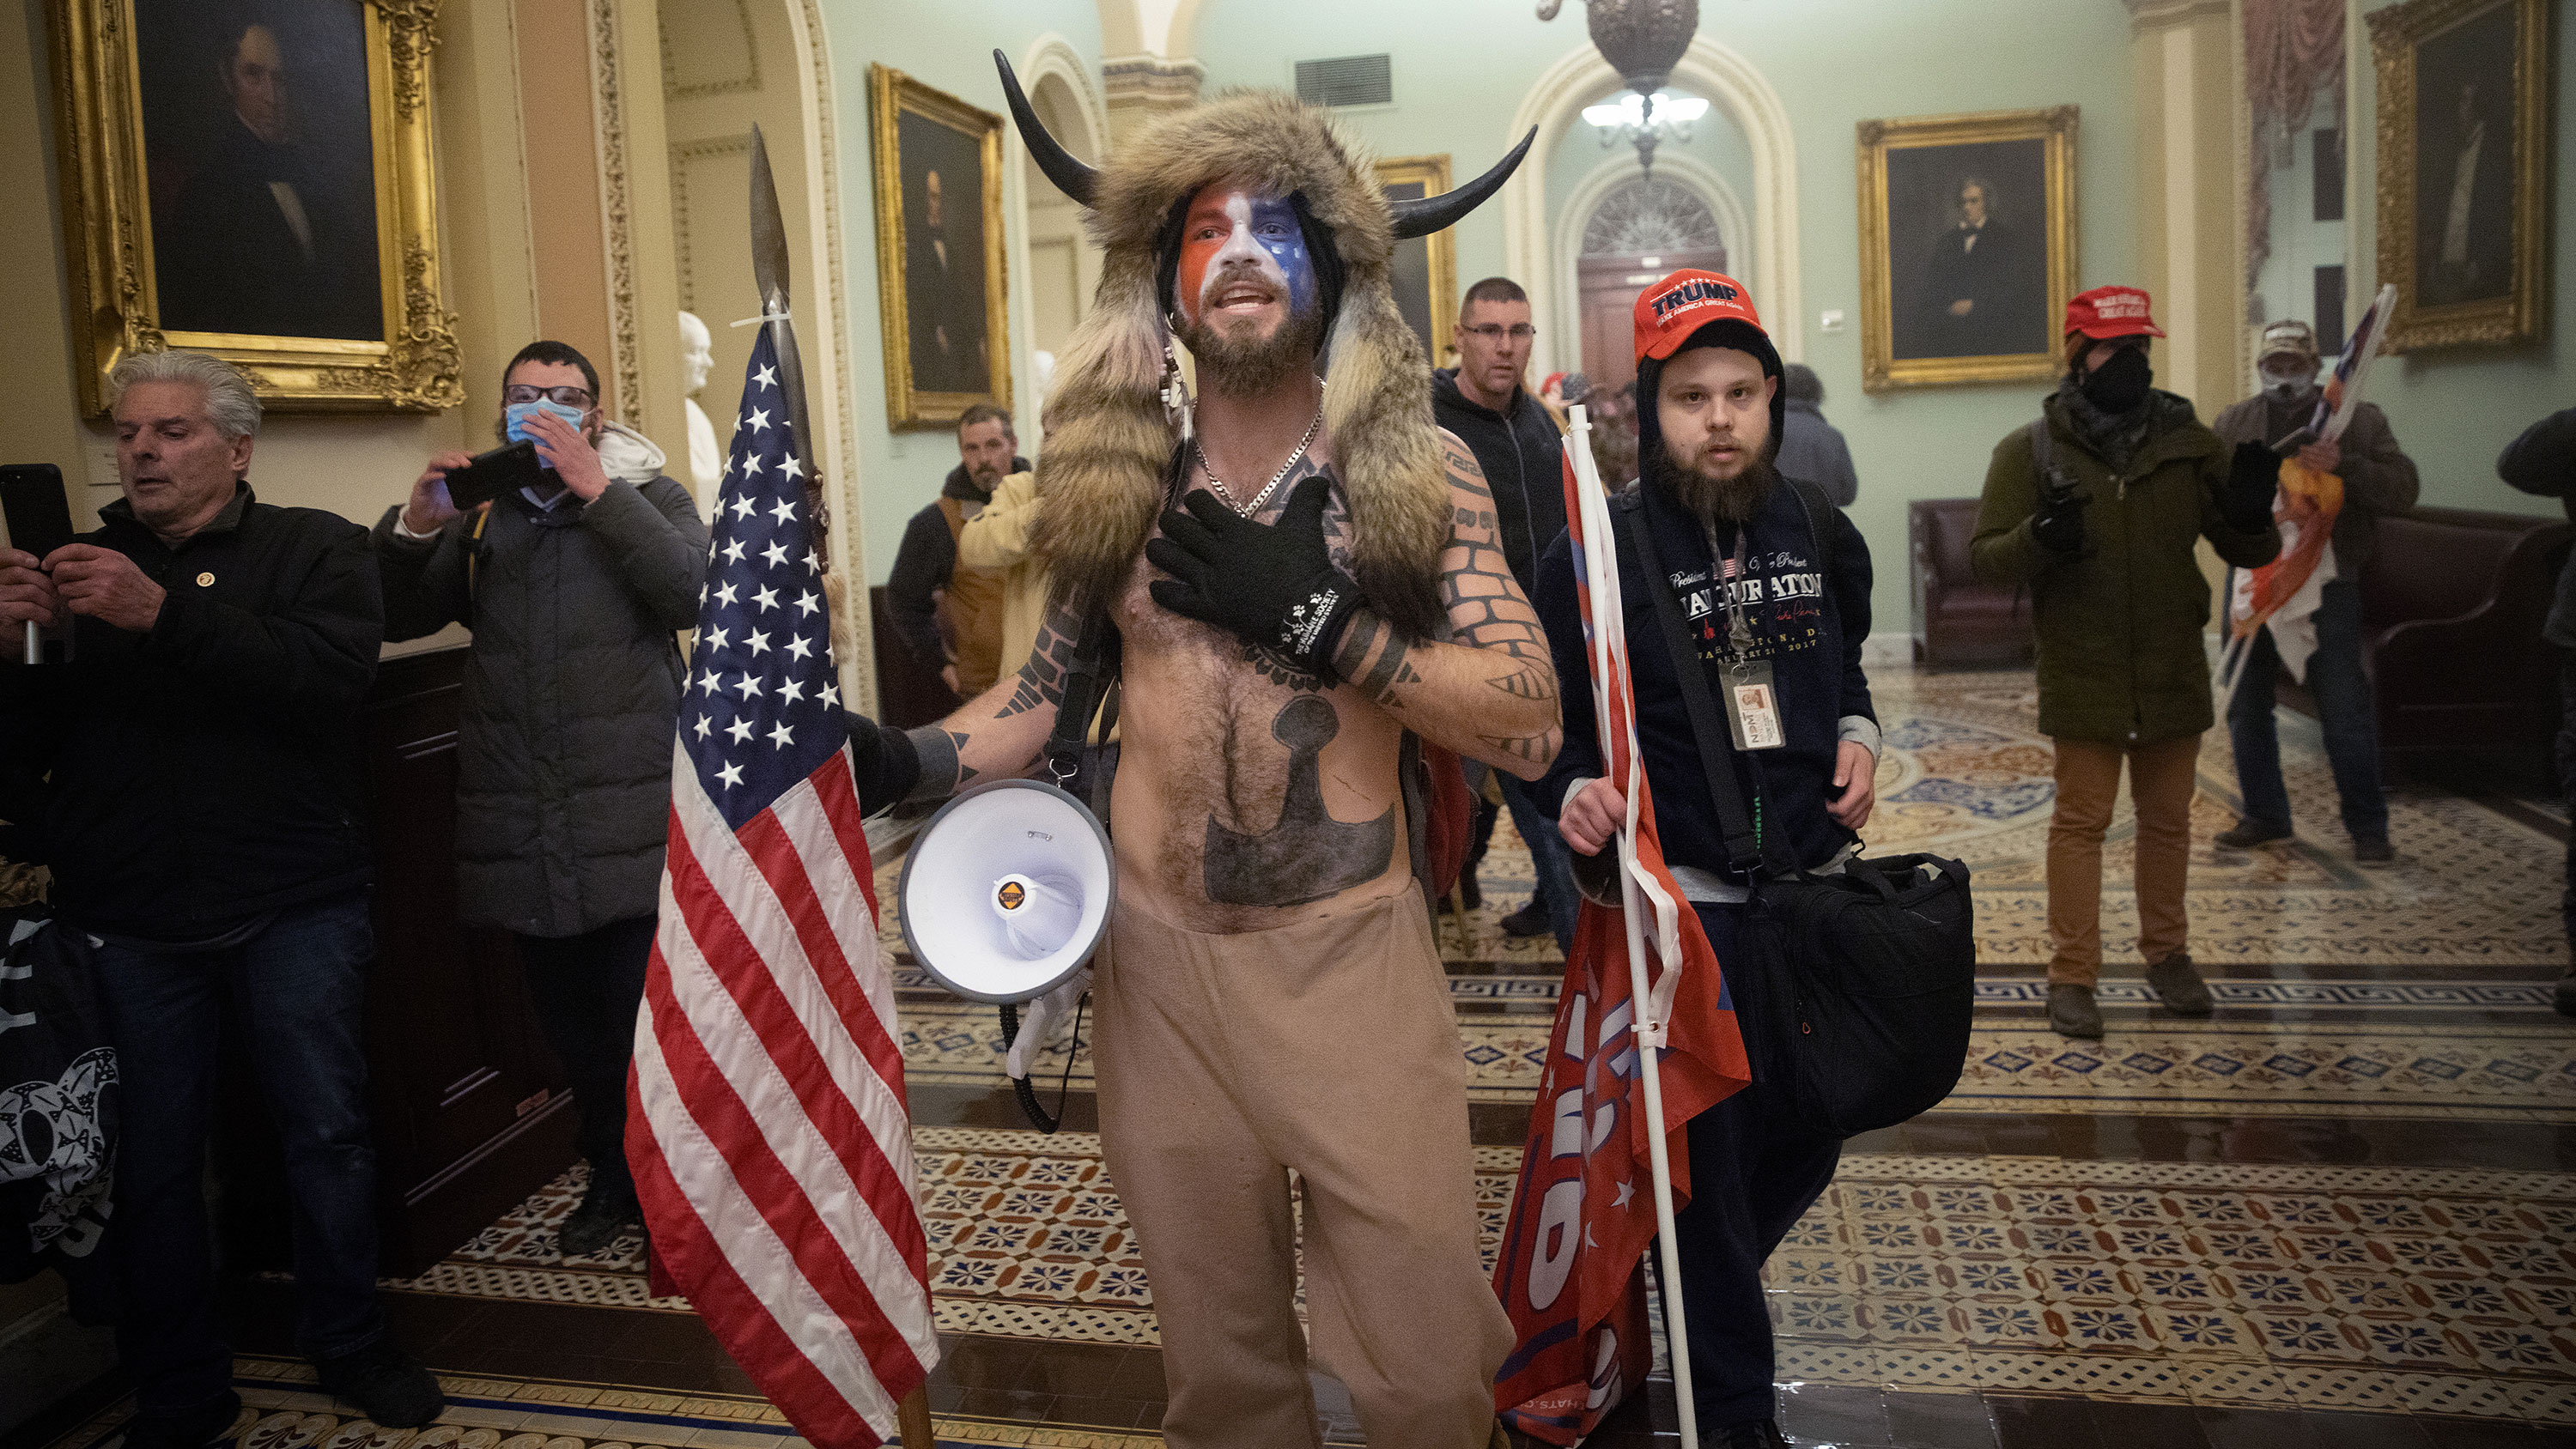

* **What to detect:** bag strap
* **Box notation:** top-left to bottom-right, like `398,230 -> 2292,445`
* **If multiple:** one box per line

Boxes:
1613,494 -> 1769,876
465,503 -> 492,604
1044,613 -> 1119,796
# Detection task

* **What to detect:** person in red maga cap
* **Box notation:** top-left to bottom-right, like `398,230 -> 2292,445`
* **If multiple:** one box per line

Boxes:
1969,287 -> 2282,1040
1532,271 -> 1881,1448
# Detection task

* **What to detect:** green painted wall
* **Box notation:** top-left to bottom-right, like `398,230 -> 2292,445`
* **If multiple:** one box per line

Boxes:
1193,0 -> 2143,634
815,0 -> 1104,582
2352,0 -> 2568,520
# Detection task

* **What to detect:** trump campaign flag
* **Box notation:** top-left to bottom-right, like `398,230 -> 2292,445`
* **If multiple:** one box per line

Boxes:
627,321 -> 937,1447
1491,417 -> 1752,1444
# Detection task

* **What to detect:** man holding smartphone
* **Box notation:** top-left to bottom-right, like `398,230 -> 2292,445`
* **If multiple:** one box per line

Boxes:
374,341 -> 708,1256
1,350 -> 441,1446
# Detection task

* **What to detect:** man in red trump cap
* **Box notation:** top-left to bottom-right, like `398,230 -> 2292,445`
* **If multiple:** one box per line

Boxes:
1969,286 -> 2281,1040
1531,270 -> 1881,1448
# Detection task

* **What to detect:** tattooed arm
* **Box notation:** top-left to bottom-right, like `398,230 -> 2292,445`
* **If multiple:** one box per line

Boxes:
846,598 -> 1076,811
1329,434 -> 1563,779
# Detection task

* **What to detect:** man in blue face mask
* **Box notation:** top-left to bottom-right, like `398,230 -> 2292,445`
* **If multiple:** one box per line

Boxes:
371,341 -> 709,1254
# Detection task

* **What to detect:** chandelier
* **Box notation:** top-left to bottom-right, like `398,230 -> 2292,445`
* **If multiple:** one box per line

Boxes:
1539,0 -> 1702,175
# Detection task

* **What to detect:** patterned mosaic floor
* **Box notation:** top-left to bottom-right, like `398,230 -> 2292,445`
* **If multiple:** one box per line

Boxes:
896,999 -> 2576,1120
1765,1154 -> 2576,1423
33,1356 -> 1168,1449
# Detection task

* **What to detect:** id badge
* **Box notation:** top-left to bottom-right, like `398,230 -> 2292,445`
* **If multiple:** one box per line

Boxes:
1722,659 -> 1786,751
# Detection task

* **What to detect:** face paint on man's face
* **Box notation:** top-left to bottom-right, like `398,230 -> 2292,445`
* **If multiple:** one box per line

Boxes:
1175,187 -> 1317,330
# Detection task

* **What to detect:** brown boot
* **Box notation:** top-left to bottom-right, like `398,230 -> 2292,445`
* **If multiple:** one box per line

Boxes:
2148,950 -> 2215,1016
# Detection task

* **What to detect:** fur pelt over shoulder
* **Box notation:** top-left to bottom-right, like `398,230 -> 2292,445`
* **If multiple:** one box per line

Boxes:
1030,90 -> 1451,642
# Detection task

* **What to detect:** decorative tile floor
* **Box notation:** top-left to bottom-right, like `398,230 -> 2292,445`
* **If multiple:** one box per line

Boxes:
897,1001 -> 2576,1120
32,1357 -> 1169,1449
1765,1154 -> 2576,1422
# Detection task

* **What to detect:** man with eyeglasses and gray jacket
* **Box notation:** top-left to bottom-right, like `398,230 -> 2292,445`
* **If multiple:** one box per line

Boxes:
374,340 -> 708,1255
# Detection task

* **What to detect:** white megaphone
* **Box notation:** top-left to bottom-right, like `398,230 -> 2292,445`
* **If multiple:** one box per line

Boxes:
897,778 -> 1114,1003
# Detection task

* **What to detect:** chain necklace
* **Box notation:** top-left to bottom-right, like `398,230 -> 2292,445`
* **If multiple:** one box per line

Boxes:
1193,404 -> 1322,518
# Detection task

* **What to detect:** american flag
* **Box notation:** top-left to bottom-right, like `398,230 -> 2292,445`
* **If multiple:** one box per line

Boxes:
627,325 -> 936,1446
1490,431 -> 1750,1443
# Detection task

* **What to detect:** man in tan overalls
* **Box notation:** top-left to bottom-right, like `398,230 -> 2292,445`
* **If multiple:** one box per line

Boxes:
841,70 -> 1547,1449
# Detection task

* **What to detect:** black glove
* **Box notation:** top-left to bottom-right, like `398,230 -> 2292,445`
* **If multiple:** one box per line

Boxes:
2032,488 -> 2088,555
2221,440 -> 2281,531
1145,476 -> 1360,674
843,712 -> 920,815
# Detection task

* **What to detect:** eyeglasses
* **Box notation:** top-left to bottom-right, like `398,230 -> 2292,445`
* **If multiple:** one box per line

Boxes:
1462,324 -> 1538,342
502,385 -> 595,407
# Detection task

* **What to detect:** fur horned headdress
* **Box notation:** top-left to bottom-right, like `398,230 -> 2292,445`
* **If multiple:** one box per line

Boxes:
997,53 -> 1533,640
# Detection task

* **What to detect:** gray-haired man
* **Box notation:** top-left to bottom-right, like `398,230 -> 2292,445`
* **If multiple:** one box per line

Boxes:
0,352 -> 441,1446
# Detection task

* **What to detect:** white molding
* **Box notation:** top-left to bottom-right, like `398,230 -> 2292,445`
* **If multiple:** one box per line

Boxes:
1006,35 -> 1109,442
1504,34 -> 1802,376
1552,150 -> 1752,365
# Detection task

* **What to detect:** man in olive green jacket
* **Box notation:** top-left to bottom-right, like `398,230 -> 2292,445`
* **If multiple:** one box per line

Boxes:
1971,287 -> 2281,1039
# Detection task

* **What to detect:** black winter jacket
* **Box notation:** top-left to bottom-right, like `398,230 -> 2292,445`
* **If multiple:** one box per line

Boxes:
374,475 -> 708,937
1534,477 -> 1877,879
0,485 -> 383,940
1431,369 -> 1570,596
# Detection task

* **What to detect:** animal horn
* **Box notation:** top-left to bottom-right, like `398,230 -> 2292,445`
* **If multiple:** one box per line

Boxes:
994,51 -> 1098,208
1389,128 -> 1538,239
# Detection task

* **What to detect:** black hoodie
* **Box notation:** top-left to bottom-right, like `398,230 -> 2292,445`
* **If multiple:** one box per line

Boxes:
1430,368 -> 1569,597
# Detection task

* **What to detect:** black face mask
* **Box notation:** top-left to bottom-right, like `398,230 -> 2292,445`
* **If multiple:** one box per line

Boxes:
2080,345 -> 2153,413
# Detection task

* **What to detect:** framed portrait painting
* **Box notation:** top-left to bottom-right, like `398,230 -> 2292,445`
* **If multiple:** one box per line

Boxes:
50,0 -> 461,414
1856,106 -> 2078,392
868,64 -> 1010,430
2370,0 -> 2550,350
1376,155 -> 1459,367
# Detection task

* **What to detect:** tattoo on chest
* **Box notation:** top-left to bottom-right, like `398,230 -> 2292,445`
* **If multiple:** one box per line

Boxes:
1202,694 -> 1394,907
1240,642 -> 1323,693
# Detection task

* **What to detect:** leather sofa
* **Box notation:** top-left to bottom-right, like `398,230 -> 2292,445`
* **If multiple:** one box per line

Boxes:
1910,497 -> 2033,667
2275,505 -> 2570,767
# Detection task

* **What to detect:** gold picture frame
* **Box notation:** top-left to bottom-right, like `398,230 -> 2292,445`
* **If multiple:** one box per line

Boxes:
2369,0 -> 2550,351
1376,154 -> 1458,367
1856,106 -> 2078,392
867,64 -> 1010,430
50,0 -> 461,415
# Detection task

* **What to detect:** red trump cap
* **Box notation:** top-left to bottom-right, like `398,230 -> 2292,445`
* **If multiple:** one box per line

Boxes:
1633,269 -> 1766,365
2063,285 -> 2166,341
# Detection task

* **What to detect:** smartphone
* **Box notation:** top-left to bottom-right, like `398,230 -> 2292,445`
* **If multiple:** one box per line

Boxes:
0,464 -> 76,561
440,440 -> 542,512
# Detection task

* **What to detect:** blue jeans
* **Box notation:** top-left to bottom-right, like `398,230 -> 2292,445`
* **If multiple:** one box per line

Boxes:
94,890 -> 386,1415
1669,903 -> 1844,1430
2226,579 -> 2390,841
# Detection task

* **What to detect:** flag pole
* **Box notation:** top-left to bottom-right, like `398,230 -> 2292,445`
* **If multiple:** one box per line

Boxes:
1568,407 -> 1701,1446
897,1388 -> 935,1447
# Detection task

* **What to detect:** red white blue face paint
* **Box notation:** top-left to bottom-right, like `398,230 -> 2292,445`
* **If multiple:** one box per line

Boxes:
1176,185 -> 1317,330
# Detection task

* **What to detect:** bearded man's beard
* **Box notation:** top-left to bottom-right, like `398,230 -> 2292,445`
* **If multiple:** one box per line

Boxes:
1178,299 -> 1326,397
1647,437 -> 1781,524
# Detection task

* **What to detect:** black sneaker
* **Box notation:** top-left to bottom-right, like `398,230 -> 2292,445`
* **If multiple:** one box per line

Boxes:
2352,835 -> 2394,864
1498,900 -> 1551,938
2215,818 -> 2293,848
315,1341 -> 445,1428
558,1178 -> 642,1258
120,1392 -> 241,1449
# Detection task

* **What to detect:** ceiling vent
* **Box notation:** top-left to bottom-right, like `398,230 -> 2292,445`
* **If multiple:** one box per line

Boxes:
1295,54 -> 1393,108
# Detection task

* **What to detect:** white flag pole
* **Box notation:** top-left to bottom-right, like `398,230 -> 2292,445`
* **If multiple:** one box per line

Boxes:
1568,406 -> 1700,1446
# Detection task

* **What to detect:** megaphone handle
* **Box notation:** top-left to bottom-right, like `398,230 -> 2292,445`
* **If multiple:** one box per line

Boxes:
996,994 -> 1089,1134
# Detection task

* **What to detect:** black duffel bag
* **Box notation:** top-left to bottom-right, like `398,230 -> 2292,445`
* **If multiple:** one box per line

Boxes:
1617,488 -> 1975,1139
1743,852 -> 1976,1137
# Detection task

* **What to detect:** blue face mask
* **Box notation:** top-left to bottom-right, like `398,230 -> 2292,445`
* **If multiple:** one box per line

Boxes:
504,399 -> 587,449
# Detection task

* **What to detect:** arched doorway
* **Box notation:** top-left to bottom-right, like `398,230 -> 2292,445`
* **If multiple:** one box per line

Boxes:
1574,177 -> 1728,397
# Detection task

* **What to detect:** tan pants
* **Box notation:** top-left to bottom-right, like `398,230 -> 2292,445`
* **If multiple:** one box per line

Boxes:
1093,884 -> 1512,1449
2047,735 -> 2200,985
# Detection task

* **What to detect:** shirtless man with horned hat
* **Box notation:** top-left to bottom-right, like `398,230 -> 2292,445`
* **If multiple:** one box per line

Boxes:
838,58 -> 1550,1449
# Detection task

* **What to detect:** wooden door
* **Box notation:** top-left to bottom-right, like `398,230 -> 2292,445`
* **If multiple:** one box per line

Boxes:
1576,248 -> 1728,399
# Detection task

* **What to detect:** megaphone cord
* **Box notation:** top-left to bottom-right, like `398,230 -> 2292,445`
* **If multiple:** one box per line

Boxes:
997,994 -> 1090,1134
